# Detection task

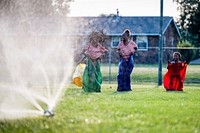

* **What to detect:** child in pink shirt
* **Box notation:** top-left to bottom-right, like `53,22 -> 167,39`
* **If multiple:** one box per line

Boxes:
84,43 -> 107,60
81,32 -> 108,92
117,39 -> 137,61
117,29 -> 137,92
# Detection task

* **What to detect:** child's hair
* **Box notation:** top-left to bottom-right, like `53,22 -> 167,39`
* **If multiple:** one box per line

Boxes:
173,52 -> 182,59
89,31 -> 103,43
122,29 -> 131,37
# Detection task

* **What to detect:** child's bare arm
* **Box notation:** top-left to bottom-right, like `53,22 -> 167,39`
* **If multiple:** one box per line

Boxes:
77,56 -> 86,65
117,48 -> 122,57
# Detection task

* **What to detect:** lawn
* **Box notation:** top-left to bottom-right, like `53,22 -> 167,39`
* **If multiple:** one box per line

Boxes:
101,64 -> 200,84
0,64 -> 199,133
0,84 -> 199,133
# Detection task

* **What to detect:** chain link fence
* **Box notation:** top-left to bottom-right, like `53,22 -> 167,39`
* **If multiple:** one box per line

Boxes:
100,47 -> 200,85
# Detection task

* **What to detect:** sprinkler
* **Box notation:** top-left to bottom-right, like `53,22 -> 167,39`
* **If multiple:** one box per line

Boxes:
44,109 -> 54,117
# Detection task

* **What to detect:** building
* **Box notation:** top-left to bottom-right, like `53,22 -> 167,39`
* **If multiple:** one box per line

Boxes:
65,16 -> 181,64
1,16 -> 181,64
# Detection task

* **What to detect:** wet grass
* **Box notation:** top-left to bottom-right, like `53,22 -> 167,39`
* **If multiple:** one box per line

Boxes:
0,84 -> 199,133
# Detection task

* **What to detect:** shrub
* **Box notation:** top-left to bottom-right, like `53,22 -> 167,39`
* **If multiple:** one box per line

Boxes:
177,41 -> 196,63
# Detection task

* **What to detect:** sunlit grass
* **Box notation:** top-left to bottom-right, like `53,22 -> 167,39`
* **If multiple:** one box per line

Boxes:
0,84 -> 199,133
101,64 -> 200,84
0,64 -> 199,132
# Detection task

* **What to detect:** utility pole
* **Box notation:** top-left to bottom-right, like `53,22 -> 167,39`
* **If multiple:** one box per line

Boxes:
158,0 -> 163,85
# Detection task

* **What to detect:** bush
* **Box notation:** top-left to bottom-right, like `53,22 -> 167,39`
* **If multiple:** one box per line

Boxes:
177,41 -> 196,63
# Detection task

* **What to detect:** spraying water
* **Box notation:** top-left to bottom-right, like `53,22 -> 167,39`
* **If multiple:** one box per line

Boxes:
0,0 -> 74,119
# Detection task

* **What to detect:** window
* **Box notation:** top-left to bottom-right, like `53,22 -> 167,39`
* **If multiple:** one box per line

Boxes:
136,36 -> 148,51
111,36 -> 121,48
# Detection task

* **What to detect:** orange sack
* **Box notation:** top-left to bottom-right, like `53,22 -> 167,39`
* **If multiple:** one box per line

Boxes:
72,63 -> 86,87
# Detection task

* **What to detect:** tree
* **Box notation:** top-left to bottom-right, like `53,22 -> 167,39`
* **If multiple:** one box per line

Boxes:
177,41 -> 196,63
188,3 -> 200,44
173,0 -> 200,46
0,0 -> 74,34
0,0 -> 74,17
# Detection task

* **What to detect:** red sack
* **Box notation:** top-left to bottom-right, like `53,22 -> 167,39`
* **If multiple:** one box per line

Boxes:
164,62 -> 187,91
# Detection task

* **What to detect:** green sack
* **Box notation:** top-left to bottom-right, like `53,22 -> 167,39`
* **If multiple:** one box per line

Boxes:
82,58 -> 102,92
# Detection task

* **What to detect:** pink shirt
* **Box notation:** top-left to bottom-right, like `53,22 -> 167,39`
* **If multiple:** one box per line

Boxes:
84,43 -> 107,59
117,40 -> 137,61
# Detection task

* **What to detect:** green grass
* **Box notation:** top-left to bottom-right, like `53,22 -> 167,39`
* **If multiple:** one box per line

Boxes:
0,64 -> 199,132
101,64 -> 200,84
0,84 -> 199,133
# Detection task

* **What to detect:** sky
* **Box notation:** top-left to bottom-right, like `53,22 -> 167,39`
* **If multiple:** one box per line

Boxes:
68,0 -> 180,19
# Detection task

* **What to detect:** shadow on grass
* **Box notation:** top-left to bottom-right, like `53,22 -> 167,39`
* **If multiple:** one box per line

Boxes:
165,90 -> 187,93
109,90 -> 133,95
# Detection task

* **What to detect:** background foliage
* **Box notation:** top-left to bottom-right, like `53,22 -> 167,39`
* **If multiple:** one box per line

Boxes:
173,0 -> 200,60
0,0 -> 74,17
173,0 -> 200,46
